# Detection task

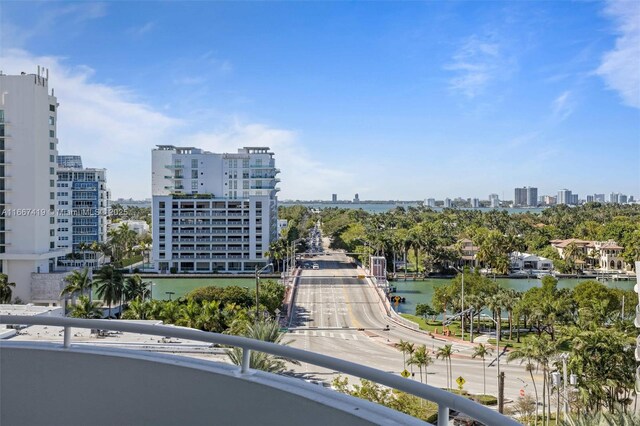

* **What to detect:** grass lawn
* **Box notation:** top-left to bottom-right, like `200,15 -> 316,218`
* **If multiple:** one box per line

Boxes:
121,254 -> 143,267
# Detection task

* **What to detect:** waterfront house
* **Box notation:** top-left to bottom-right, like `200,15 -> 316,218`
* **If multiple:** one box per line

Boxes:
510,252 -> 554,272
550,238 -> 629,272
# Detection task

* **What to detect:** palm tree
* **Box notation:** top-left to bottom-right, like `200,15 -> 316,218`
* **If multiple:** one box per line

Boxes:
93,265 -> 124,318
472,343 -> 492,396
436,344 -> 454,390
122,299 -> 150,320
69,295 -> 103,319
396,339 -> 412,370
408,345 -> 433,384
0,273 -> 16,303
226,319 -> 299,373
124,274 -> 151,301
178,300 -> 202,329
60,267 -> 93,301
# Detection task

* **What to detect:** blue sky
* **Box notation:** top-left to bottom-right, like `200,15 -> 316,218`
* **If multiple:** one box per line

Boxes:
1,1 -> 638,200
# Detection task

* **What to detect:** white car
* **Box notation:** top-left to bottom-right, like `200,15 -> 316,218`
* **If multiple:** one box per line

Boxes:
312,264 -> 319,270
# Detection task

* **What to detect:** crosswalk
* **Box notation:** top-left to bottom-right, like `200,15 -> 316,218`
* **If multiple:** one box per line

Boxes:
289,330 -> 359,341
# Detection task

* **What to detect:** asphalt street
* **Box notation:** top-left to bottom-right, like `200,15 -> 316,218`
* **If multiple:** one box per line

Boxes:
287,251 -> 541,406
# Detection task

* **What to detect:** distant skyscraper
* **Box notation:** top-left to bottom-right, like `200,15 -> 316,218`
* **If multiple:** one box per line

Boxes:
594,194 -> 605,203
571,193 -> 579,205
426,198 -> 436,208
558,189 -> 572,205
609,192 -> 619,203
514,187 -> 527,206
620,194 -> 628,204
331,193 -> 337,202
489,194 -> 499,208
526,187 -> 538,207
472,198 -> 479,208
353,193 -> 360,203
586,195 -> 594,203
444,198 -> 452,208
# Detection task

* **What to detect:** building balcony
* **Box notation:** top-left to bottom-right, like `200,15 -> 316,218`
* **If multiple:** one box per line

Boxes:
164,164 -> 184,169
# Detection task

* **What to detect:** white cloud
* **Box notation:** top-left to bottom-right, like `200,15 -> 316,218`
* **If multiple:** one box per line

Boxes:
0,48 -> 349,200
552,90 -> 574,121
181,121 -> 354,200
1,48 -> 182,199
596,0 -> 640,109
127,21 -> 155,37
445,35 -> 503,98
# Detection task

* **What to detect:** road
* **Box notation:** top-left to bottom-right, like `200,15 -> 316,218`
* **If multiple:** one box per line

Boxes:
287,251 -> 539,406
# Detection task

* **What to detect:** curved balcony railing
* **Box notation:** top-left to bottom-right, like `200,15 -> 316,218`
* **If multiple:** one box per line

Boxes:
0,315 -> 519,426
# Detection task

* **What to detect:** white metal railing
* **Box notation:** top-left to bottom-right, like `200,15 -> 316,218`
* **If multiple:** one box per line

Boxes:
0,315 -> 519,426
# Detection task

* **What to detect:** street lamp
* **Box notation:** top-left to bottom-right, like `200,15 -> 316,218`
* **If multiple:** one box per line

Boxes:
165,291 -> 175,301
255,263 -> 273,324
479,313 -> 501,408
148,281 -> 156,301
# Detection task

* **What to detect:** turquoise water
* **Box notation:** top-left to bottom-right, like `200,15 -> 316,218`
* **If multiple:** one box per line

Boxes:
391,277 -> 636,314
146,278 -> 258,300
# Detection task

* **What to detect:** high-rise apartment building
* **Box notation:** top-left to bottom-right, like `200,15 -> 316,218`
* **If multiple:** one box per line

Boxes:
472,198 -> 479,208
151,146 -> 279,273
444,198 -> 452,208
353,193 -> 360,203
558,189 -> 573,205
515,186 -> 538,207
56,156 -> 109,269
594,194 -> 605,203
426,198 -> 436,208
331,194 -> 337,202
514,187 -> 527,206
0,69 -> 70,302
489,194 -> 499,208
586,195 -> 594,203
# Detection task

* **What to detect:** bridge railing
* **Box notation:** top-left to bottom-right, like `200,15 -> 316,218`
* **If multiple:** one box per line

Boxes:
0,315 -> 520,426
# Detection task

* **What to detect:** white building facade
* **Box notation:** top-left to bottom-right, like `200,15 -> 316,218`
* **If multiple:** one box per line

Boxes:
151,146 -> 279,273
56,156 -> 109,269
0,70 -> 70,302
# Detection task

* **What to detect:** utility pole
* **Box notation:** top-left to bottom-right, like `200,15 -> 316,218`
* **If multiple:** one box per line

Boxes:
498,371 -> 505,414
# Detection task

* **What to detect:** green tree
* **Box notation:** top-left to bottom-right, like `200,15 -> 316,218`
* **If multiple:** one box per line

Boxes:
124,274 -> 151,302
258,279 -> 286,315
226,319 -> 298,373
472,343 -> 492,396
60,267 -> 93,302
0,274 -> 16,304
408,344 -> 433,384
69,295 -> 103,319
93,265 -> 124,318
436,344 -> 454,390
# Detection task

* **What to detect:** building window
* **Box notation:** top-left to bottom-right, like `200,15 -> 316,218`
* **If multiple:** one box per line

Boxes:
50,104 -> 56,112
50,179 -> 54,187
50,229 -> 55,237
243,159 -> 249,168
191,170 -> 198,179
50,155 -> 55,162
191,180 -> 198,190
191,159 -> 198,168
50,142 -> 55,150
49,130 -> 55,138
50,192 -> 55,200
50,167 -> 55,175
49,116 -> 55,125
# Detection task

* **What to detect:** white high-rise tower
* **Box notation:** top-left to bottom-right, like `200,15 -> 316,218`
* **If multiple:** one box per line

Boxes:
0,69 -> 70,302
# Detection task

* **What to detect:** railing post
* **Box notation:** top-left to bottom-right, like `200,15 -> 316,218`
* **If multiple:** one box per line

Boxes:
240,347 -> 251,373
437,403 -> 449,426
63,326 -> 71,348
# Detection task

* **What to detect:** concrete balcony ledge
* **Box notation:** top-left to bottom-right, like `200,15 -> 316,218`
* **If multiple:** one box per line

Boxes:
0,341 -> 423,426
0,316 -> 520,426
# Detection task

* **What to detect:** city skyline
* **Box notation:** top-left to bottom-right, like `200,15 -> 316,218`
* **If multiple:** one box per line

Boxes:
1,1 -> 638,200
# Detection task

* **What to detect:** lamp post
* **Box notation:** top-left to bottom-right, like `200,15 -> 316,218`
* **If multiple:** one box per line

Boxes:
255,263 -> 273,324
480,313 -> 500,409
148,282 -> 156,301
165,291 -> 175,301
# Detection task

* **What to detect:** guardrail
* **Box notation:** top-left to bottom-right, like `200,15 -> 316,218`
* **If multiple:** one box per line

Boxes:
0,315 -> 519,426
